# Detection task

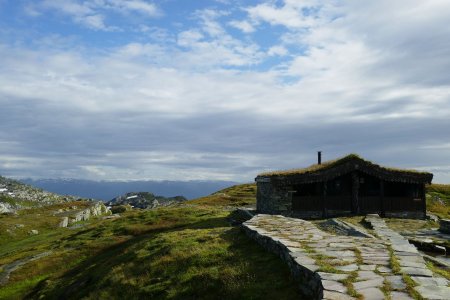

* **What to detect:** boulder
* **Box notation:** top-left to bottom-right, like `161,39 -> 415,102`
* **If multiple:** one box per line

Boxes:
0,202 -> 13,214
59,217 -> 69,228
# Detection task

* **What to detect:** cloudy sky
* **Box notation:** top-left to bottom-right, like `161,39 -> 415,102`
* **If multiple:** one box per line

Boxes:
0,0 -> 449,183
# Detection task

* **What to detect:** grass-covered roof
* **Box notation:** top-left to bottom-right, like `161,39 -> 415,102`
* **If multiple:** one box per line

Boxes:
257,154 -> 433,183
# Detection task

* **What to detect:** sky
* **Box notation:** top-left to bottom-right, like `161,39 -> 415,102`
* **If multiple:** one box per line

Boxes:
0,0 -> 450,183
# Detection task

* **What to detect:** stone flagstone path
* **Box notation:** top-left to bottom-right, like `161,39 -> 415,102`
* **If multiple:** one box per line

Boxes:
243,214 -> 450,300
365,214 -> 450,300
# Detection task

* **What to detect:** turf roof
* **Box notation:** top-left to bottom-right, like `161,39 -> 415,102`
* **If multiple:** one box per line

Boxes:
257,153 -> 432,177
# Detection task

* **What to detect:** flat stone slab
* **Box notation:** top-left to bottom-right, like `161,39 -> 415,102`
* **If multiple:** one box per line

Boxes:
336,264 -> 358,272
392,244 -> 419,253
401,266 -> 433,277
322,280 -> 347,293
326,250 -> 356,258
329,242 -> 356,248
398,255 -> 424,263
359,264 -> 376,271
294,256 -> 316,265
356,287 -> 385,300
363,258 -> 390,266
385,275 -> 406,290
376,266 -> 392,273
357,270 -> 383,281
398,260 -> 427,268
323,290 -> 356,300
328,258 -> 356,265
390,291 -> 414,300
414,285 -> 450,299
319,272 -> 349,281
410,276 -> 449,286
353,278 -> 384,290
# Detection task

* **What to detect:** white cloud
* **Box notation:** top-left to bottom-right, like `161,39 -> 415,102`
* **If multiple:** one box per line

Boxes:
106,0 -> 161,17
2,1 -> 450,182
177,30 -> 204,47
267,45 -> 288,56
174,9 -> 264,67
245,0 -> 329,30
78,13 -> 108,30
228,20 -> 255,33
29,0 -> 160,31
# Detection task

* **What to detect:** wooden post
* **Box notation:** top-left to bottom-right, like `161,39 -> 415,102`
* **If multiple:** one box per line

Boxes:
352,172 -> 360,214
380,179 -> 385,217
322,181 -> 327,218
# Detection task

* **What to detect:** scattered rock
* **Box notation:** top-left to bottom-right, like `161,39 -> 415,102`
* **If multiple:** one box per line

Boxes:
28,229 -> 38,235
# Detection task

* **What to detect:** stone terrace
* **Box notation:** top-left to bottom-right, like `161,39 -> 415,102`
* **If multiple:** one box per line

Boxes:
242,214 -> 450,300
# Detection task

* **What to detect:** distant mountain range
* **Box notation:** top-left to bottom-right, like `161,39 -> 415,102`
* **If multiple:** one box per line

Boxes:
19,179 -> 240,201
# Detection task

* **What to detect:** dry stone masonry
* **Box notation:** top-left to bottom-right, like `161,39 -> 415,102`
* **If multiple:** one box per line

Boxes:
243,214 -> 450,299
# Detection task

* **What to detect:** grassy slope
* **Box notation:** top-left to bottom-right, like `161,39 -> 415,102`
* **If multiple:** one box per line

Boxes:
0,184 -> 301,300
426,184 -> 450,218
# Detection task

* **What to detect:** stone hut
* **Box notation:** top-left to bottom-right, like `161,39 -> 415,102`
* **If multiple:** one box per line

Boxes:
255,154 -> 433,219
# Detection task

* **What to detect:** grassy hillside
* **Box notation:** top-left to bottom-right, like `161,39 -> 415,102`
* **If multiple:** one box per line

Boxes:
426,183 -> 450,218
0,183 -> 301,299
189,183 -> 256,207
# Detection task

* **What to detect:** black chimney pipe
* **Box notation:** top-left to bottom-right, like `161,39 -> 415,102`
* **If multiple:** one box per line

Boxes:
318,151 -> 322,165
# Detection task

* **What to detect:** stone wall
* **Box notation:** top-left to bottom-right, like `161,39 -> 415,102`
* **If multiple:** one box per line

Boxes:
256,181 -> 291,214
241,216 -> 323,299
439,219 -> 450,234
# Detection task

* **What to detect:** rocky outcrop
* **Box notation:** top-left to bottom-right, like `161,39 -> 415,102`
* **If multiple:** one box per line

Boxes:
108,192 -> 186,209
0,176 -> 77,206
58,202 -> 111,227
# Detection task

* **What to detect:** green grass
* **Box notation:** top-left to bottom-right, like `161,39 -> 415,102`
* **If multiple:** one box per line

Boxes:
340,271 -> 360,299
0,274 -> 48,299
0,184 -> 302,300
426,183 -> 450,218
425,261 -> 450,281
188,183 -> 256,207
